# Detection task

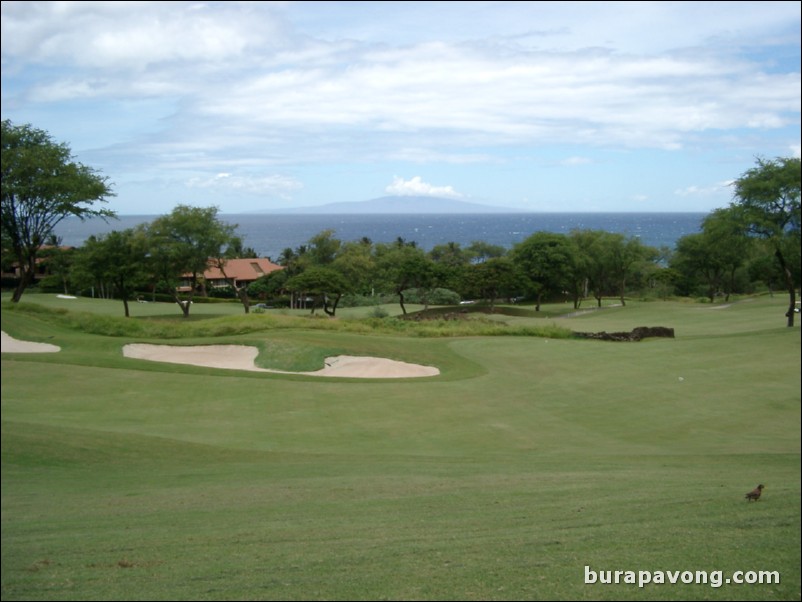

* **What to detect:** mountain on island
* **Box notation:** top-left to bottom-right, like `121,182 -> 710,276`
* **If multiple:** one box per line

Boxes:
263,196 -> 523,214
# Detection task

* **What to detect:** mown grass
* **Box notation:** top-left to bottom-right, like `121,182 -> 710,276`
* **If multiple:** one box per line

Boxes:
1,293 -> 800,600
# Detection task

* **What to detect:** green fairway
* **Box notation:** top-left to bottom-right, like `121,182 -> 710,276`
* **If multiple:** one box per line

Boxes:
2,294 -> 800,600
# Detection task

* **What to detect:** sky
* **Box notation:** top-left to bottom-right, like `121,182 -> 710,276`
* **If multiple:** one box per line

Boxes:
2,1 -> 800,215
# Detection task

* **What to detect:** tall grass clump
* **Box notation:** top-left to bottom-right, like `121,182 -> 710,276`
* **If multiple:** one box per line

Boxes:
3,299 -> 574,340
360,315 -> 574,338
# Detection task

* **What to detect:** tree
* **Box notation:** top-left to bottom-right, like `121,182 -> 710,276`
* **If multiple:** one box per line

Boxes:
210,255 -> 252,313
145,205 -> 235,317
672,233 -> 726,302
569,229 -> 610,307
570,232 -> 657,307
306,229 -> 341,265
466,240 -> 507,263
731,156 -> 801,326
224,236 -> 258,259
208,229 -> 268,314
430,241 -> 471,268
285,266 -> 350,316
277,247 -> 299,269
747,238 -> 788,296
465,257 -> 526,311
332,240 -> 376,296
37,234 -> 75,295
375,243 -> 435,314
512,232 -> 577,310
248,270 -> 289,304
700,208 -> 752,301
429,241 -> 470,293
72,229 -> 150,317
1,120 -> 115,302
604,235 -> 655,307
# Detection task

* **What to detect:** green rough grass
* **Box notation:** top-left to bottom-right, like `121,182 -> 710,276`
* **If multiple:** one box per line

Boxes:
1,296 -> 574,340
1,293 -> 800,600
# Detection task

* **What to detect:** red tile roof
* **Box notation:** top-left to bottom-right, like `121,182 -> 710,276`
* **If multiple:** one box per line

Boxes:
204,258 -> 283,282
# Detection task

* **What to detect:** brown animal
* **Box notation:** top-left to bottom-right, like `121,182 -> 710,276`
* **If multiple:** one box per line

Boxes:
745,484 -> 764,501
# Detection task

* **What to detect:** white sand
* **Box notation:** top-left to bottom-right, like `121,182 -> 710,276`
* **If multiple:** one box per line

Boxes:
1,331 -> 61,353
122,343 -> 439,378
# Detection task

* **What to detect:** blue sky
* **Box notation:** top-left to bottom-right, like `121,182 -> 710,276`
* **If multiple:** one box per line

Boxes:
2,1 -> 800,215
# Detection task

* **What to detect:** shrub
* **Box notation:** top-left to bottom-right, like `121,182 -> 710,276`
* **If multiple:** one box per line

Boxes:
402,288 -> 462,305
369,305 -> 390,318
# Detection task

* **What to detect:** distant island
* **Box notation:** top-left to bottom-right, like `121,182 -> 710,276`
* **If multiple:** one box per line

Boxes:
259,195 -> 525,215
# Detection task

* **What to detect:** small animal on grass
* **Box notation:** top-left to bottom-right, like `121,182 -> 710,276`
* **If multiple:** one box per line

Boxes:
745,484 -> 764,501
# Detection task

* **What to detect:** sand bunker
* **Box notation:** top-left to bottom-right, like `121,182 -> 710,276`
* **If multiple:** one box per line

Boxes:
122,343 -> 439,378
1,331 -> 61,353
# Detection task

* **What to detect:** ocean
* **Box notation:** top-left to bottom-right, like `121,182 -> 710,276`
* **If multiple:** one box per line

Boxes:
53,212 -> 705,261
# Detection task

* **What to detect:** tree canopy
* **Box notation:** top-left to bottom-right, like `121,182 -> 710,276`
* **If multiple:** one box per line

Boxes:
72,229 -> 150,317
285,266 -> 350,316
145,205 -> 236,317
1,120 -> 115,302
731,156 -> 801,326
512,232 -> 577,310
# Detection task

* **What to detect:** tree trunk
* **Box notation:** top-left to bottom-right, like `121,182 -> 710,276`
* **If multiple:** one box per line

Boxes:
123,298 -> 130,318
11,274 -> 29,302
216,262 -> 251,314
11,257 -> 37,302
398,290 -> 407,315
775,248 -> 796,327
173,294 -> 191,318
725,266 -> 737,303
238,288 -> 251,314
323,293 -> 341,317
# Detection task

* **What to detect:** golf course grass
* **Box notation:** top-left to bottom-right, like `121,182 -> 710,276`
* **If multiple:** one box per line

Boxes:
2,293 -> 799,600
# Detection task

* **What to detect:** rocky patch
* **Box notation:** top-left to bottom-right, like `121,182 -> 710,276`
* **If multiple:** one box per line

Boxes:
573,326 -> 675,341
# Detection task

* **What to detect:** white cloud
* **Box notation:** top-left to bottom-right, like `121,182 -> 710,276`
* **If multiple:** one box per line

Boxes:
791,144 -> 802,159
385,176 -> 462,199
282,1 -> 800,56
192,40 -> 800,155
674,181 -> 733,197
4,2 -> 799,159
185,173 -> 302,197
1,1 -> 287,71
1,1 -> 799,213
